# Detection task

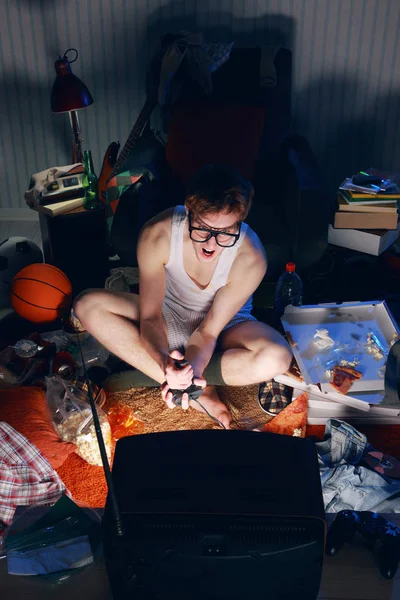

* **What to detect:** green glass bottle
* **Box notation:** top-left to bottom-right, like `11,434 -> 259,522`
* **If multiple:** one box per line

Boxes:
82,149 -> 100,209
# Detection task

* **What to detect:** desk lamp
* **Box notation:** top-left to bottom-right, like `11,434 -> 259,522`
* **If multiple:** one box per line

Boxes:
51,48 -> 93,163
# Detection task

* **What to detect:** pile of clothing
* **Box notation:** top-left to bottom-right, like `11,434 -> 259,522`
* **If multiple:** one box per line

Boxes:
0,422 -> 67,541
316,419 -> 400,513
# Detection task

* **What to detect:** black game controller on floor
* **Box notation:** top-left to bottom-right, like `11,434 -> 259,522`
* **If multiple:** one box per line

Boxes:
325,510 -> 400,579
169,359 -> 204,407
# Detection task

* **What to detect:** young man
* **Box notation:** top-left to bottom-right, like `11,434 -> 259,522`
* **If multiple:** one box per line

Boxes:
74,164 -> 292,428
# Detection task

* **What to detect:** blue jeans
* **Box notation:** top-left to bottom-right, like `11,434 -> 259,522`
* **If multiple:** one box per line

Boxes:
315,419 -> 400,513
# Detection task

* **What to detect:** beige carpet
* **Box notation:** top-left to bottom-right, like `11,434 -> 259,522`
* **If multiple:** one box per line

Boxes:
104,384 -> 274,433
57,384 -> 274,508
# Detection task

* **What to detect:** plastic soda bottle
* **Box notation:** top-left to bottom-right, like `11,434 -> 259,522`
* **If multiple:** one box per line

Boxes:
82,149 -> 99,209
274,262 -> 303,318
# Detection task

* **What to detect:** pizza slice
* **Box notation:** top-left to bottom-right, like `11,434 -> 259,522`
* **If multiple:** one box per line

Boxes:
330,365 -> 363,394
262,392 -> 308,438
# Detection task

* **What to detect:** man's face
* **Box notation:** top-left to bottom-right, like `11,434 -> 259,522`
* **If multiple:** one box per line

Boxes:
188,210 -> 241,263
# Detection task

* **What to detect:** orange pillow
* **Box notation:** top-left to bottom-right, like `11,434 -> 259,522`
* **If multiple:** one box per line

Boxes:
166,101 -> 265,184
0,386 -> 76,469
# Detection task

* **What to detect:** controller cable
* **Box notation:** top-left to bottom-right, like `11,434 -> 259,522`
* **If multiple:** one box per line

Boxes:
189,396 -> 227,430
171,359 -> 227,430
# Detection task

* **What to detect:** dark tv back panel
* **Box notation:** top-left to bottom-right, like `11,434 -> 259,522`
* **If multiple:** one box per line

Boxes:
108,430 -> 325,520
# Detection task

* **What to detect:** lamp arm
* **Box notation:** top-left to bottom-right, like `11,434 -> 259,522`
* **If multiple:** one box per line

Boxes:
68,110 -> 83,163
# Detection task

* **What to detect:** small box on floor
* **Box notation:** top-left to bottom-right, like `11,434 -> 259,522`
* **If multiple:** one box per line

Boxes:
275,301 -> 400,425
328,222 -> 400,256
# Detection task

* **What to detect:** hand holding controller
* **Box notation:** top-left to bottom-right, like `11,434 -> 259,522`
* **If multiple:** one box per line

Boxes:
170,383 -> 204,406
169,359 -> 204,407
326,510 -> 400,579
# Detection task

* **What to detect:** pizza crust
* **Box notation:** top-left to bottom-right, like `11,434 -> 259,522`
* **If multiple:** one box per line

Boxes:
263,393 -> 308,437
285,331 -> 296,348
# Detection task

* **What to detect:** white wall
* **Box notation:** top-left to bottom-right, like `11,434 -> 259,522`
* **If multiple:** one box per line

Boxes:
1,0 -> 399,209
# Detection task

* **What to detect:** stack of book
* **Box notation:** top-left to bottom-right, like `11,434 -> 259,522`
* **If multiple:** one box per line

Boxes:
328,174 -> 400,256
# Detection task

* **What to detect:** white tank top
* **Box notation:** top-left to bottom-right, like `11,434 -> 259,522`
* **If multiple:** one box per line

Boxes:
163,205 -> 252,315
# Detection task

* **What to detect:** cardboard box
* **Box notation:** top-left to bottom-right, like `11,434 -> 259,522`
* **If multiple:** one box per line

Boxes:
275,373 -> 371,411
333,210 -> 398,230
278,301 -> 400,412
289,390 -> 400,424
328,222 -> 400,255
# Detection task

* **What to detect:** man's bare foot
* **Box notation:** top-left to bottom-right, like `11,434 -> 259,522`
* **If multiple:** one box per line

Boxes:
190,385 -> 231,429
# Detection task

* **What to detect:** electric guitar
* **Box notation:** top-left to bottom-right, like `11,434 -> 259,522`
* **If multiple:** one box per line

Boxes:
97,97 -> 159,216
98,141 -> 120,204
99,34 -> 186,208
106,97 -> 157,185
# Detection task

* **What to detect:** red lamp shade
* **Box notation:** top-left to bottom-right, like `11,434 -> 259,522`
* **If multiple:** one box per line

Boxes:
51,52 -> 93,113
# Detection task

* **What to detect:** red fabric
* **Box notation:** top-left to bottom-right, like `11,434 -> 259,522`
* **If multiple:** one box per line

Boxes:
54,423 -> 400,510
56,452 -> 108,509
166,102 -> 264,183
0,422 -> 66,532
0,387 -> 76,470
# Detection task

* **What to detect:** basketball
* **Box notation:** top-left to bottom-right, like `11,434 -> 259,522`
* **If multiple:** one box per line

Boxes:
0,236 -> 43,309
10,263 -> 72,323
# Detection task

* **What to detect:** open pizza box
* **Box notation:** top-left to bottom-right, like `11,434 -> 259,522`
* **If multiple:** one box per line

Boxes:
276,300 -> 400,413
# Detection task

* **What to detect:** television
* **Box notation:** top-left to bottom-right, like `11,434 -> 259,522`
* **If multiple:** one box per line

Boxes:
102,430 -> 326,600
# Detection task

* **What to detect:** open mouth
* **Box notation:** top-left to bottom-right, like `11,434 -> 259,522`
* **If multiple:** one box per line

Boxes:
202,248 -> 215,258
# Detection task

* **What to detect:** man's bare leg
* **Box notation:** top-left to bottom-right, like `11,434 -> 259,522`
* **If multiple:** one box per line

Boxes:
189,321 -> 291,427
73,289 -> 165,384
218,320 -> 292,386
189,385 -> 231,429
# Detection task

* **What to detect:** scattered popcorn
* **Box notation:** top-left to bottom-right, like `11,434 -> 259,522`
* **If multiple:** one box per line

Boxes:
55,408 -> 112,466
365,342 -> 385,360
366,346 -> 385,360
293,428 -> 302,438
390,333 -> 400,348
339,357 -> 359,368
365,332 -> 386,361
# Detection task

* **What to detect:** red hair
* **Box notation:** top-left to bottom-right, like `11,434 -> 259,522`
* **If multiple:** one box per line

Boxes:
184,164 -> 253,222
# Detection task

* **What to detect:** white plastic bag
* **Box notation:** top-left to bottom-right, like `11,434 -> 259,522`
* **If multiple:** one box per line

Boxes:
45,375 -> 112,466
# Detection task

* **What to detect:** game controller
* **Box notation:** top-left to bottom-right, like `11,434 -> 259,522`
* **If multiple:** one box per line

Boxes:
325,510 -> 400,579
169,359 -> 204,407
170,383 -> 204,406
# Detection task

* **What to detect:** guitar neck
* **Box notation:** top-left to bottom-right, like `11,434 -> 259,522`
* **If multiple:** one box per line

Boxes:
108,98 -> 156,181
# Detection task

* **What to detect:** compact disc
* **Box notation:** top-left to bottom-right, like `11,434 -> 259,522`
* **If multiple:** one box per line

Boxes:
364,451 -> 400,479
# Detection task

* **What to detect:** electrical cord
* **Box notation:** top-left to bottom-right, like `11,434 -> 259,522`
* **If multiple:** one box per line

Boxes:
173,358 -> 228,429
189,397 -> 227,430
74,329 -> 124,537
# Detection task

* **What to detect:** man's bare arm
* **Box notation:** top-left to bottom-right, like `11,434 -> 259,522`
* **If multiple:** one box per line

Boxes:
137,218 -> 170,373
184,330 -> 217,381
185,232 -> 267,377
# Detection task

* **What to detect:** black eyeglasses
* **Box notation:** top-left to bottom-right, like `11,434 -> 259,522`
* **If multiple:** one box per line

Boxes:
188,213 -> 241,248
